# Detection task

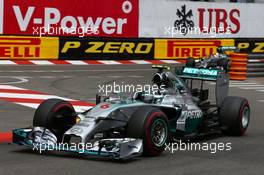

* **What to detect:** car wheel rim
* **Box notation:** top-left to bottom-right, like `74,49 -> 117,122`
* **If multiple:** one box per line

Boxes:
242,106 -> 249,129
151,119 -> 167,147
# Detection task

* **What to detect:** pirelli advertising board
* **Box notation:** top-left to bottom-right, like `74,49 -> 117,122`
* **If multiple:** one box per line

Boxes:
59,37 -> 154,60
235,38 -> 264,54
0,36 -> 58,59
4,36 -> 264,60
154,39 -> 234,59
58,37 -> 235,60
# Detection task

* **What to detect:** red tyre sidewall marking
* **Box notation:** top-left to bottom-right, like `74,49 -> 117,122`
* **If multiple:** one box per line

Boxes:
52,103 -> 74,113
145,111 -> 166,153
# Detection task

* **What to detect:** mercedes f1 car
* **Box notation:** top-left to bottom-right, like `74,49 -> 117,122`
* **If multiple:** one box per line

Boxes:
184,46 -> 238,73
13,62 -> 250,160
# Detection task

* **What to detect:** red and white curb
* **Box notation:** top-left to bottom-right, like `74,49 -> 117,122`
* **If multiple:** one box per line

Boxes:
0,60 -> 182,65
0,85 -> 96,143
0,85 -> 95,112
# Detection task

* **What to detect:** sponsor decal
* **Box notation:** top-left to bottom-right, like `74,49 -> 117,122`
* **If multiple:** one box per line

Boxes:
197,7 -> 240,34
235,38 -> 264,54
139,1 -> 257,38
174,5 -> 194,36
59,37 -> 154,60
182,67 -> 218,77
100,104 -> 110,109
70,127 -> 83,134
154,39 -> 234,59
4,0 -> 138,37
173,5 -> 240,36
0,36 -> 59,59
186,110 -> 203,119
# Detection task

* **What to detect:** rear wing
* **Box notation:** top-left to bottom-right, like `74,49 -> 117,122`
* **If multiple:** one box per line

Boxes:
179,67 -> 223,81
178,67 -> 229,106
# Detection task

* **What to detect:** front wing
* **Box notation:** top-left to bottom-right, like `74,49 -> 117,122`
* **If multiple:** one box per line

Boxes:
13,128 -> 143,160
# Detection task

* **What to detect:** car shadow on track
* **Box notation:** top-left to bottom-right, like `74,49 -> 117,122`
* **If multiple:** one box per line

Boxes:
11,148 -> 143,163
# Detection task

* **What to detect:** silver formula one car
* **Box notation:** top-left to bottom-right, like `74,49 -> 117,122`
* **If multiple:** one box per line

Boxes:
13,64 -> 250,160
184,46 -> 238,73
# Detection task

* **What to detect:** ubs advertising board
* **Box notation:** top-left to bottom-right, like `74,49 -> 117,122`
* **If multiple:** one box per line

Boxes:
139,0 -> 264,38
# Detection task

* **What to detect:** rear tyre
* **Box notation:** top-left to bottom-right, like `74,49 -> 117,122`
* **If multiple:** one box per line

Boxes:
220,96 -> 250,136
218,58 -> 229,72
33,99 -> 76,141
127,108 -> 169,156
186,57 -> 196,67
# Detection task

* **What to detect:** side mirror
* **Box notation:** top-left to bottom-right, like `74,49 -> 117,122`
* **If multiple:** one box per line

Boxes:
173,103 -> 182,116
173,103 -> 181,109
96,94 -> 101,105
178,86 -> 187,94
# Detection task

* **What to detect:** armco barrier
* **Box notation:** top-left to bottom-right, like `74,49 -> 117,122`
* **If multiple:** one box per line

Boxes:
235,38 -> 264,78
229,53 -> 248,80
247,54 -> 264,77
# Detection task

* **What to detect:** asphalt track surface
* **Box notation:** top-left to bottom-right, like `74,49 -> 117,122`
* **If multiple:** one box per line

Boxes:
0,64 -> 264,175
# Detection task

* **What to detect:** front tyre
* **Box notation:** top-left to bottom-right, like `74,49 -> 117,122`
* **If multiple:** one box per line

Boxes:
220,96 -> 250,136
127,108 -> 169,156
33,99 -> 76,141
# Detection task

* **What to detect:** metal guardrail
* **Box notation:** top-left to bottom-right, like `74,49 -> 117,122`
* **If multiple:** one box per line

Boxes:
247,54 -> 264,77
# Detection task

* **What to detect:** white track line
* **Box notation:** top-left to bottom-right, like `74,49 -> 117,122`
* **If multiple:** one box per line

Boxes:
257,90 -> 264,92
0,92 -> 72,100
229,84 -> 262,87
229,82 -> 257,85
208,81 -> 264,93
240,87 -> 264,89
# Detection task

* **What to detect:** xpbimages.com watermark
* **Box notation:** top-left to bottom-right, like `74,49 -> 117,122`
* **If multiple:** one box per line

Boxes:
32,141 -> 94,154
32,26 -> 99,37
164,26 -> 233,38
98,82 -> 165,95
165,141 -> 232,154
32,140 -> 232,154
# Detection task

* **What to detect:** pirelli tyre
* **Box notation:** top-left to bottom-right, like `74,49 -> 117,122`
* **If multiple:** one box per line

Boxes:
218,58 -> 229,73
127,108 -> 169,156
220,96 -> 250,136
33,99 -> 76,141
